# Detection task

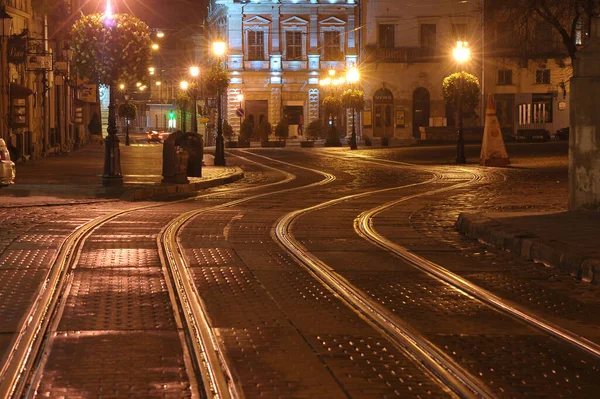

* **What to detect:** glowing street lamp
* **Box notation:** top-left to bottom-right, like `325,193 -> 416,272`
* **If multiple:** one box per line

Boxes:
453,41 -> 471,164
345,67 -> 361,150
119,83 -> 125,90
212,41 -> 226,57
346,67 -> 360,84
180,80 -> 189,90
189,66 -> 201,133
151,43 -> 159,51
212,40 -> 227,166
156,31 -> 164,38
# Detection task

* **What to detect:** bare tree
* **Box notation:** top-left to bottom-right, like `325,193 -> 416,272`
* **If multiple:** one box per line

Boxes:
486,0 -> 599,62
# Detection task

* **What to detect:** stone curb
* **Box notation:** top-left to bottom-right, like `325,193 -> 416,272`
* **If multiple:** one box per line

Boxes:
456,212 -> 600,284
120,167 -> 244,201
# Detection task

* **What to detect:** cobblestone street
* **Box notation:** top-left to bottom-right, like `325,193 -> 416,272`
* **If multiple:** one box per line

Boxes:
1,142 -> 599,398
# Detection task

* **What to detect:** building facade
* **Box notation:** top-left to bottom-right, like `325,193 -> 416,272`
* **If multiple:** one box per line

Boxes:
207,0 -> 360,139
361,0 -> 482,140
1,0 -> 91,160
484,9 -> 572,137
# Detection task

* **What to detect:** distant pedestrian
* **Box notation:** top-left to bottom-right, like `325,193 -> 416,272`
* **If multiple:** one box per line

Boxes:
298,114 -> 304,136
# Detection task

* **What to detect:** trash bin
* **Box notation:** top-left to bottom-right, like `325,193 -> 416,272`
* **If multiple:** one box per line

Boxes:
162,131 -> 189,184
180,132 -> 203,177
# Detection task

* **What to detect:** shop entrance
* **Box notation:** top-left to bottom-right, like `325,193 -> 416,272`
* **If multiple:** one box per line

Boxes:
373,88 -> 394,138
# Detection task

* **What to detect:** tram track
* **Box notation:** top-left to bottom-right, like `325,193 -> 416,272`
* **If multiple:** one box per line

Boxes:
0,154 -> 311,399
3,148 -> 593,398
274,161 -> 493,399
273,151 -> 599,398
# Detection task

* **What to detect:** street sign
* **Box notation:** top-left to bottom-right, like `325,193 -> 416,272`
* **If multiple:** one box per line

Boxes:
236,108 -> 245,117
79,84 -> 97,103
25,54 -> 53,71
75,107 -> 83,123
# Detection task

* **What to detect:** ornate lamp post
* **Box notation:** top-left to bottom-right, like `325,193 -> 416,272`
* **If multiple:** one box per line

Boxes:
212,40 -> 227,166
180,80 -> 189,132
453,41 -> 470,164
190,66 -> 200,134
71,0 -> 151,185
345,67 -> 360,150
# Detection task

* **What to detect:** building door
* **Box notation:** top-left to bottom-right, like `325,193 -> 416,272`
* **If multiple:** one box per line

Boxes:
283,106 -> 304,136
245,100 -> 268,138
373,88 -> 394,138
412,87 -> 430,138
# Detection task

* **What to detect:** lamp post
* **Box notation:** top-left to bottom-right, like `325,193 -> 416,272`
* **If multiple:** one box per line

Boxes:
123,92 -> 131,146
102,2 -> 123,186
180,80 -> 189,132
190,66 -> 200,133
453,41 -> 470,164
212,40 -> 227,166
346,67 -> 360,150
0,6 -> 13,141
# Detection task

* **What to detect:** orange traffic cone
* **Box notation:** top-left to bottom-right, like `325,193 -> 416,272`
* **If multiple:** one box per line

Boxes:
480,94 -> 510,167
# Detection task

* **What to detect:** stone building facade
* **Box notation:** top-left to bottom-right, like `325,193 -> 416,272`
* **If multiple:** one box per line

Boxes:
207,0 -> 359,138
361,0 -> 482,140
1,0 -> 89,160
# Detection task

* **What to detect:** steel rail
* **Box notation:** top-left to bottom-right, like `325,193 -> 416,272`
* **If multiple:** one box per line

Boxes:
356,196 -> 600,359
0,159 -> 289,399
156,151 -> 337,399
273,174 -> 497,399
340,152 -> 600,359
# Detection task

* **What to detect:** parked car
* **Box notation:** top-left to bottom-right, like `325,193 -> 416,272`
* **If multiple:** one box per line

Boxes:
146,129 -> 170,143
555,127 -> 569,140
0,139 -> 16,187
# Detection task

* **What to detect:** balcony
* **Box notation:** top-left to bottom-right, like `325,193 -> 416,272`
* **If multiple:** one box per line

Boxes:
364,46 -> 439,63
244,60 -> 270,71
282,60 -> 308,71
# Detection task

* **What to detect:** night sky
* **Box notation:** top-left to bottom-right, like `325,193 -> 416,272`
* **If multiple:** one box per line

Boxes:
78,0 -> 207,30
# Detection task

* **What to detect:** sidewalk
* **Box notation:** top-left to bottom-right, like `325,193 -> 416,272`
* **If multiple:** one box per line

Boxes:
457,211 -> 600,284
0,143 -> 243,207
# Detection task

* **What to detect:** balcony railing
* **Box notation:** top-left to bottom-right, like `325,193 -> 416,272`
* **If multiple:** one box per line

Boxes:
364,46 -> 439,63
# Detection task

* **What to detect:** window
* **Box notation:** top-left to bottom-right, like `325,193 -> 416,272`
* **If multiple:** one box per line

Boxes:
248,31 -> 265,61
324,31 -> 342,60
420,24 -> 436,57
532,93 -> 553,122
497,69 -> 513,85
535,69 -> 551,84
286,31 -> 303,60
495,21 -> 516,49
535,22 -> 555,53
575,19 -> 586,45
378,24 -> 395,48
452,24 -> 467,42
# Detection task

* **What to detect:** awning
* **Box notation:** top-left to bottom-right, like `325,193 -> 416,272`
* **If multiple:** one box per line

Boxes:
10,83 -> 33,98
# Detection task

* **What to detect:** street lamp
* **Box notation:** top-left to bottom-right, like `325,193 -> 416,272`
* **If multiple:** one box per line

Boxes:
346,67 -> 360,150
453,41 -> 470,164
180,80 -> 189,132
212,40 -> 227,166
151,43 -> 159,51
123,92 -> 131,146
190,66 -> 200,133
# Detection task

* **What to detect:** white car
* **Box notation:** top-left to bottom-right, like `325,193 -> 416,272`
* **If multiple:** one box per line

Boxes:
0,139 -> 16,186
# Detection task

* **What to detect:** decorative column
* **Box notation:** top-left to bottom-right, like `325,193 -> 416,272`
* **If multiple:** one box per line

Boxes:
569,17 -> 600,210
